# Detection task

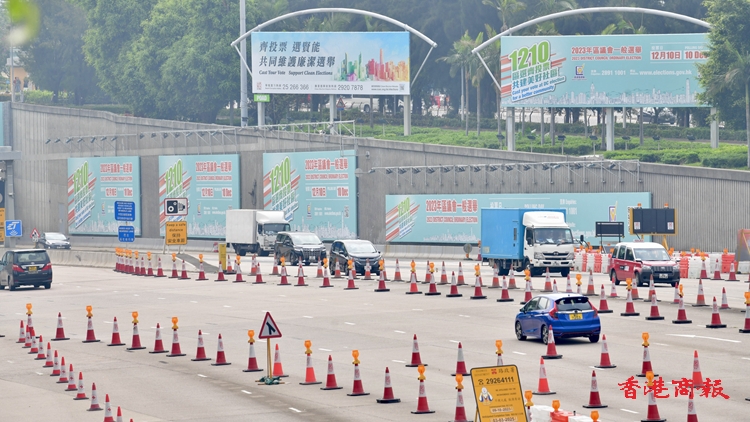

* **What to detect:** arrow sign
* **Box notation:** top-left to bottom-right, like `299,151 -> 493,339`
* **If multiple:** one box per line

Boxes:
258,312 -> 282,339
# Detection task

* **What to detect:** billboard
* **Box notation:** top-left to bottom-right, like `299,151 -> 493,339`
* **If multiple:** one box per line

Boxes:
263,151 -> 356,241
500,33 -> 708,108
251,32 -> 410,95
67,157 -> 141,235
385,192 -> 651,244
158,155 -> 240,238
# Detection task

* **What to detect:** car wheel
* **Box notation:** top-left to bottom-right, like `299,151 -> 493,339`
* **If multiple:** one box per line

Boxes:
0,283 -> 4,290
671,280 -> 679,287
44,283 -> 51,290
515,321 -> 526,341
610,270 -> 620,286
8,278 -> 15,291
634,272 -> 644,287
540,325 -> 549,345
560,268 -> 570,277
589,334 -> 600,343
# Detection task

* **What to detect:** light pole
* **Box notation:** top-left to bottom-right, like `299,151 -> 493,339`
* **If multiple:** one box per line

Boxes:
239,0 -> 248,126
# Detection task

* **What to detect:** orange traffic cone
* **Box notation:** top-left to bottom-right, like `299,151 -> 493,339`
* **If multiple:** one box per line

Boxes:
155,257 -> 166,277
83,316 -> 100,343
411,367 -> 435,414
270,256 -> 278,276
621,288 -> 640,316
344,269 -> 359,290
272,344 -> 287,377
422,261 -> 430,284
637,345 -> 657,377
393,259 -> 402,282
699,259 -> 708,279
692,350 -> 704,388
57,356 -> 68,384
333,260 -> 342,279
551,279 -> 558,293
52,313 -> 69,341
642,389 -> 666,422
508,271 -> 518,289
107,317 -> 125,346
295,262 -> 308,286
533,357 -> 555,395
233,261 -> 245,283
425,272 -> 441,296
687,389 -> 698,422
740,300 -> 750,333
451,342 -> 470,376
321,355 -> 342,390
497,276 -> 514,302
470,274 -> 487,300
315,259 -> 323,278
22,325 -> 31,348
565,275 -> 573,293
300,347 -> 321,385
376,367 -> 400,403
320,265 -> 333,288
720,287 -> 730,310
28,331 -> 39,354
348,361 -> 369,396
457,262 -> 466,285
87,383 -> 102,411
179,260 -> 190,279
672,283 -> 681,304
586,270 -> 596,296
167,326 -> 185,357
364,259 -> 373,280
712,258 -> 722,280
693,279 -> 708,307
489,265 -> 501,289
215,259 -> 226,282
66,364 -> 77,391
728,261 -> 738,282
102,394 -> 114,422
447,272 -> 462,298
595,334 -> 616,368
50,350 -> 61,376
645,292 -> 664,320
150,323 -> 168,354
254,263 -> 265,284
74,372 -> 88,400
520,278 -> 532,305
609,277 -> 619,298
196,262 -> 208,281
673,296 -> 692,324
243,336 -> 263,373
406,334 -> 427,367
706,297 -> 726,328
128,322 -> 146,350
374,270 -> 389,292
405,271 -> 421,295
43,342 -> 53,366
452,383 -> 470,422
542,268 -> 553,292
191,330 -> 211,362
542,326 -> 562,359
598,285 -> 612,313
211,334 -> 230,365
169,258 -> 179,278
278,264 -> 290,285
147,257 -> 154,276
16,320 -> 25,343
582,370 -> 607,408
440,262 -> 448,284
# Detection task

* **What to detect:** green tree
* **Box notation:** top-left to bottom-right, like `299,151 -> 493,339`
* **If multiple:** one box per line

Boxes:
439,31 -> 481,136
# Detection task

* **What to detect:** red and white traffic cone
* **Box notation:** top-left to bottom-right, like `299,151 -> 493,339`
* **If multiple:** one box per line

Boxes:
83,316 -> 100,343
497,276 -> 514,302
470,274 -> 487,299
57,356 -> 68,384
321,355 -> 342,390
508,271 -> 518,289
565,275 -> 573,293
348,361 -> 369,396
720,287 -> 730,310
270,256 -> 278,276
644,275 -> 657,302
586,270 -> 596,296
393,259 -> 402,282
180,260 -> 190,280
645,292 -> 665,321
405,271 -> 421,295
87,383 -> 102,411
344,269 -> 359,290
374,270 -> 390,292
50,350 -> 61,376
457,262 -> 466,285
43,342 -> 53,366
609,276 -> 619,298
167,326 -> 186,357
74,372 -> 88,400
52,313 -> 69,341
699,259 -> 708,279
320,265 -> 333,288
140,256 -> 147,276
425,272 -> 441,296
520,278 -> 533,304
278,264 -> 290,285
673,297 -> 692,324
642,389 -> 666,422
243,337 -> 263,372
595,334 -> 616,368
333,260 -> 342,279
254,263 -> 265,284
489,265 -> 501,289
22,325 -> 31,348
692,350 -> 704,388
116,406 -> 124,422
440,261 -> 448,284
250,255 -> 258,276
452,380 -> 470,422
423,261 -> 430,284
411,372 -> 435,414
631,280 -> 641,300
155,257 -> 166,277
191,330 -> 211,362
376,367 -> 400,403
712,258 -> 722,280
147,257 -> 154,276
66,364 -> 77,391
196,262 -> 208,281
728,261 -> 739,282
621,288 -> 640,316
150,323 -> 167,354
16,320 -> 25,343
364,259 -> 373,280
406,334 -> 427,367
451,342 -> 470,376
128,322 -> 146,350
598,285 -> 612,313
102,394 -> 114,422
693,279 -> 708,307
672,283 -> 681,304
582,370 -> 607,408
107,317 -> 125,346
300,351 -> 321,385
740,300 -> 750,333
687,389 -> 698,422
637,346 -> 657,377
533,357 -> 555,395
447,272 -> 462,298
315,259 -> 323,278
706,297 -> 727,328
234,261 -> 245,283
552,280 -> 559,293
211,334 -> 230,365
170,259 -> 178,278
295,262 -> 308,286
272,344 -> 287,377
28,331 -> 39,354
542,268 -> 553,292
542,326 -> 562,359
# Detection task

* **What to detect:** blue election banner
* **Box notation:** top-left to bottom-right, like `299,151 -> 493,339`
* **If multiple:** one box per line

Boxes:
158,155 -> 240,238
114,201 -> 136,222
5,220 -> 22,237
68,157 -> 141,235
500,33 -> 708,108
385,192 -> 651,244
118,225 -> 135,242
263,150 -> 357,241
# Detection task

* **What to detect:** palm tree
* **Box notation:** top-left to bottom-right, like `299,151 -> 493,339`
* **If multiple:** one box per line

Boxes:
439,31 -> 481,136
718,47 -> 750,168
482,0 -> 526,32
482,24 -> 504,140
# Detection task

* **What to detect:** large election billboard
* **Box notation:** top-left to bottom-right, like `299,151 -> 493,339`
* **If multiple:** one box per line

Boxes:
385,192 -> 651,244
263,151 -> 357,241
500,33 -> 707,108
158,155 -> 240,238
67,157 -> 141,235
251,32 -> 410,95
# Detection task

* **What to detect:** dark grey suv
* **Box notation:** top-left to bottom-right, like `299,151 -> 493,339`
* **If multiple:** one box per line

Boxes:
0,249 -> 53,290
274,232 -> 326,266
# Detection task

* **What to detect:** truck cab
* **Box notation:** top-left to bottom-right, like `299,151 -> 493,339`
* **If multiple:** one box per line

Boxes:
226,210 -> 290,256
522,212 -> 575,276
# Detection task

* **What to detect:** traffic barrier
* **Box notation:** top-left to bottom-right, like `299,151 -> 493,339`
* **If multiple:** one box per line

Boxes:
497,277 -> 513,302
594,334 -> 616,369
621,288 -> 640,317
374,270 -> 389,292
321,355 -> 342,390
191,330 -> 211,362
412,365 -> 435,414
452,374 -> 470,422
83,307 -> 100,343
376,367 -> 400,403
457,262 -> 466,285
300,340 -> 320,385
43,342 -> 53,366
102,394 -> 114,422
440,261 -> 448,284
721,251 -> 734,273
679,255 -> 689,278
673,295 -> 692,324
150,323 -> 167,354
57,356 -> 68,384
87,383 -> 102,411
720,287 -> 730,309
393,259 -> 402,281
425,272 -> 441,296
693,279 -> 708,307
542,326 -> 562,359
542,268 -> 553,292
598,285 -> 612,313
406,271 -> 421,295
180,260 -> 190,280
447,272 -> 462,298
637,334 -> 657,377
211,334 -> 230,366
706,297 -> 727,328
107,317 -> 125,347
65,364 -> 77,391
470,270 -> 487,300
582,370 -> 607,409
50,350 -> 61,376
692,350 -> 704,388
74,372 -> 88,400
347,350 -> 369,396
645,293 -> 664,321
585,270 -> 596,296
406,334 -> 427,367
344,269 -> 359,290
167,318 -> 186,357
295,262 -> 308,287
451,342 -> 470,376
243,330 -> 263,372
593,253 -> 603,273
533,357 -> 555,395
272,344 -> 287,377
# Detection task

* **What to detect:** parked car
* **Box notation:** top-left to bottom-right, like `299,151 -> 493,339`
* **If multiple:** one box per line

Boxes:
515,294 -> 601,344
329,239 -> 382,275
274,232 -> 326,266
609,242 -> 679,287
36,232 -> 71,249
0,249 -> 53,290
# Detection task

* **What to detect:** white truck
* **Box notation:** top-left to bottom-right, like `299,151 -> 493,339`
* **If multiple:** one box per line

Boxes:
225,210 -> 290,256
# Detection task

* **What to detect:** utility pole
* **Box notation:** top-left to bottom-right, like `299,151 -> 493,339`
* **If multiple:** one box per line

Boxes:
239,0 -> 248,127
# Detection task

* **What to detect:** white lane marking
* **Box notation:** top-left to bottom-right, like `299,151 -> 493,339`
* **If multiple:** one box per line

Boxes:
190,301 -> 198,303
412,309 -> 423,311
394,330 -> 405,334
7,361 -> 13,364
224,305 -> 231,308
202,333 -> 210,336
289,407 -> 302,413
103,320 -> 113,324
158,298 -> 166,300
303,316 -> 313,319
667,334 -> 741,343
134,294 -> 139,296
319,348 -> 332,352
241,390 -> 252,395
279,295 -> 287,297
392,360 -> 406,363
458,315 -> 471,318
741,357 -> 750,361
344,322 -> 355,325
35,372 -> 43,375
620,409 -> 639,414
197,374 -> 207,378
96,288 -> 102,291
257,339 -> 266,343
450,340 -> 460,343
652,343 -> 668,346
320,299 -> 328,302
512,351 -> 526,355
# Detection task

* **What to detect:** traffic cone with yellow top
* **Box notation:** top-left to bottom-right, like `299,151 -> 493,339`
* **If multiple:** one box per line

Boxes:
234,255 -> 245,282
495,340 -> 504,366
673,285 -> 692,324
411,365 -> 435,414
374,265 -> 389,292
470,264 -> 486,299
320,258 -> 333,288
520,270 -> 532,304
127,312 -> 146,350
83,306 -> 100,343
451,374 -> 470,422
425,263 -> 441,296
641,371 -> 666,422
380,258 -> 388,281
621,279 -> 640,316
637,333 -> 657,377
344,260 -> 358,290
278,257 -> 290,285
147,252 -> 154,276
166,317 -> 185,357
348,350 -> 369,396
576,274 -> 583,294
300,340 -> 321,385
243,330 -> 263,372
699,254 -> 708,279
524,390 -> 534,421
739,292 -> 750,333
196,254 -> 208,280
406,260 -> 422,295
169,254 -> 179,278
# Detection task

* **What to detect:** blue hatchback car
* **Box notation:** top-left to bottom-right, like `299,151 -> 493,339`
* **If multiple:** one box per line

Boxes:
515,293 -> 601,344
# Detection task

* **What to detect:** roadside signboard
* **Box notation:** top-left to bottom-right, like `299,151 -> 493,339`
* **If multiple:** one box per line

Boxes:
164,198 -> 188,216
0,208 -> 6,242
470,365 -> 527,422
253,94 -> 270,103
165,221 -> 188,245
114,201 -> 136,222
118,226 -> 135,242
218,243 -> 227,271
259,312 -> 282,339
5,219 -> 22,237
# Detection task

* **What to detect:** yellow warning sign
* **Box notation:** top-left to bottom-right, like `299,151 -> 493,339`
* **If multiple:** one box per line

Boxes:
0,208 -> 5,243
470,365 -> 527,422
165,221 -> 187,245
218,243 -> 227,271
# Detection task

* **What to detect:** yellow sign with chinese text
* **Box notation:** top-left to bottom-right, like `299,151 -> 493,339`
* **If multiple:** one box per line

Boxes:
470,365 -> 527,422
218,243 -> 227,271
165,221 -> 187,245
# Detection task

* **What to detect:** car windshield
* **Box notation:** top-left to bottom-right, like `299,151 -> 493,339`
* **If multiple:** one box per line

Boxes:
45,233 -> 66,240
263,224 -> 290,234
555,296 -> 592,311
634,248 -> 671,261
291,233 -> 322,245
346,242 -> 377,254
534,228 -> 574,245
15,252 -> 50,264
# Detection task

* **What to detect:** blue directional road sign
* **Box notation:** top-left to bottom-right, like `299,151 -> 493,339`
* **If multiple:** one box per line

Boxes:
5,220 -> 22,237
114,201 -> 136,222
118,226 -> 135,242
